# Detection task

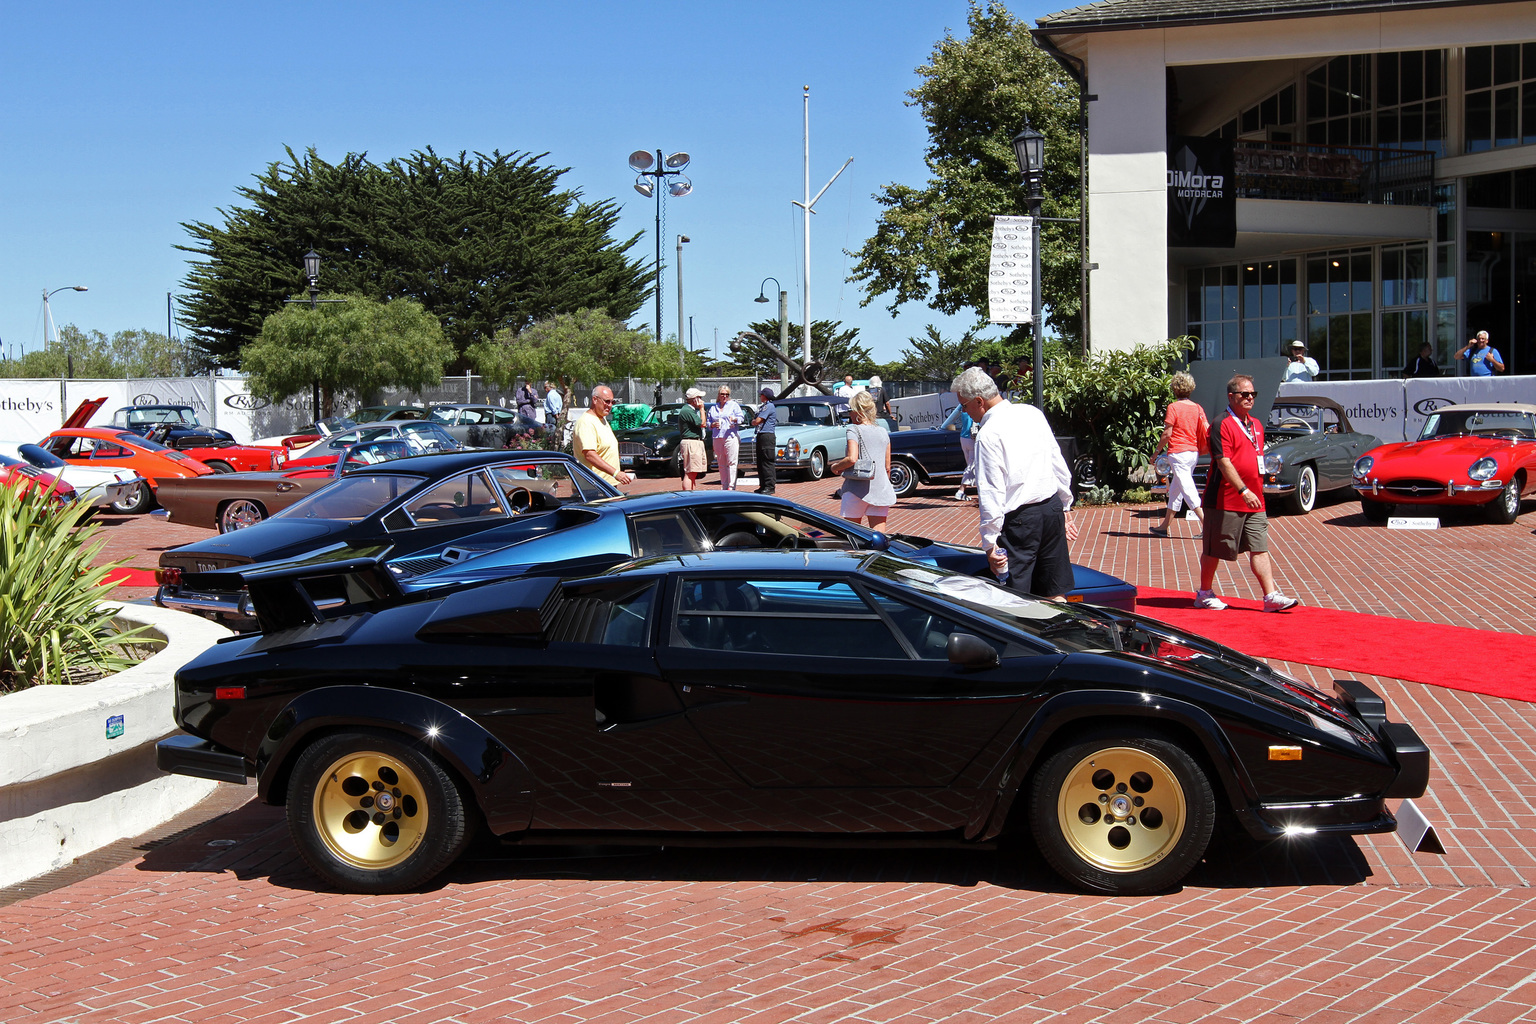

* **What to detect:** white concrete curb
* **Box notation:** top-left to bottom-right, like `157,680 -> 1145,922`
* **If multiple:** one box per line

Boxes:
0,603 -> 234,888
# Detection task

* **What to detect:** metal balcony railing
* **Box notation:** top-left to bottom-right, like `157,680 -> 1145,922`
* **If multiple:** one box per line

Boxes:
1233,139 -> 1435,206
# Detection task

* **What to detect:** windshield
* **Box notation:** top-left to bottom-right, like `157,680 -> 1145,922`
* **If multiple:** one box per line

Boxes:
1419,409 -> 1536,440
399,422 -> 460,449
274,473 -> 422,522
127,407 -> 197,427
782,403 -> 834,426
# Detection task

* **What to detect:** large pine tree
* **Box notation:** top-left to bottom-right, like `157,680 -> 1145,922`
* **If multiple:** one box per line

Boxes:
178,147 -> 651,369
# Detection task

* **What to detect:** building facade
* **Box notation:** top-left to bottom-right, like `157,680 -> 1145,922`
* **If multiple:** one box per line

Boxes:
1035,0 -> 1536,379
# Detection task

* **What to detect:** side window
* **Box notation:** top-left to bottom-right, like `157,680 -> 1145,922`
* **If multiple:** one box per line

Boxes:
864,590 -> 1001,660
672,578 -> 906,658
630,512 -> 706,557
402,471 -> 507,524
93,443 -> 132,459
696,509 -> 852,551
601,584 -> 656,646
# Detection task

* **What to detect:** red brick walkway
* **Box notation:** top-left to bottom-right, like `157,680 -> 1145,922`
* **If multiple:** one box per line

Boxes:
7,469 -> 1536,1024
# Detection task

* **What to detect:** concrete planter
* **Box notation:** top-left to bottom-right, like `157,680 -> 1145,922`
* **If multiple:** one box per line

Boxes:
0,603 -> 232,889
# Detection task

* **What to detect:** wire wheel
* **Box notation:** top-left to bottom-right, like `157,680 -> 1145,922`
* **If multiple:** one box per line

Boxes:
1030,735 -> 1214,895
311,750 -> 430,871
288,730 -> 470,893
1488,476 -> 1522,524
218,499 -> 267,533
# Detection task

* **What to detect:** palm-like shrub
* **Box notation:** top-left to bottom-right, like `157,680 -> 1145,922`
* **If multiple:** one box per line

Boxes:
0,484 -> 153,691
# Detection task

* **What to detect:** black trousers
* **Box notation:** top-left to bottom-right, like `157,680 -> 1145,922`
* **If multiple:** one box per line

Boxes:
755,433 -> 777,492
999,498 -> 1074,598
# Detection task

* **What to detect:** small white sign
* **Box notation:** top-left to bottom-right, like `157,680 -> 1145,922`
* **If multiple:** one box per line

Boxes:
1387,516 -> 1440,530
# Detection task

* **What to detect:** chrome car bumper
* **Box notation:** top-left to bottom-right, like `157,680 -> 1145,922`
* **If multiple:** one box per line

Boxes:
1354,478 -> 1503,500
156,583 -> 253,621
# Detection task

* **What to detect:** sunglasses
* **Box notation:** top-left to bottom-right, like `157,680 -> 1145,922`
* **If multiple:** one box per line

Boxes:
1229,391 -> 1257,398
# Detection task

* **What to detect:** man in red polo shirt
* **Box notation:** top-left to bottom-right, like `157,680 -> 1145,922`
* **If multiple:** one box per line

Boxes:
1194,374 -> 1299,612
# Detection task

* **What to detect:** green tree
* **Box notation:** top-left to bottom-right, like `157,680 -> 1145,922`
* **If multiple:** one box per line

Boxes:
179,147 -> 650,369
898,324 -> 978,380
0,326 -> 193,379
848,2 -> 1083,344
467,308 -> 689,427
242,295 -> 454,418
740,319 -> 874,381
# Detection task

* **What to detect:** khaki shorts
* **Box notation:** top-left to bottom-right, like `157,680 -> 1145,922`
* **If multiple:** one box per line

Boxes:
1203,508 -> 1268,560
679,439 -> 707,474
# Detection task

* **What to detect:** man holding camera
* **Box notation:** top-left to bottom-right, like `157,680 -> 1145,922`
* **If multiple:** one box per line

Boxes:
1456,331 -> 1505,376
1282,340 -> 1318,382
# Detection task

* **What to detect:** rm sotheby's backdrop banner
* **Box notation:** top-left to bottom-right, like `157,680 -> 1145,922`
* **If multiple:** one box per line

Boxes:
1168,135 -> 1236,248
987,216 -> 1034,325
1280,374 -> 1536,441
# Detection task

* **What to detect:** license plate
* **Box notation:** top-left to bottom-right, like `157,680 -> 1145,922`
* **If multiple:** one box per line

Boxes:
620,456 -> 634,466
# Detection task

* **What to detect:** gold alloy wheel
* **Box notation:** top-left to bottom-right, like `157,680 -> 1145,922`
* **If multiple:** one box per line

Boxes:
1055,746 -> 1187,873
312,751 -> 429,871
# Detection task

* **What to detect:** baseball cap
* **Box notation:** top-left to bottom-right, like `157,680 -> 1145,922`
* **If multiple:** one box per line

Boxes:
684,387 -> 703,399
760,386 -> 775,397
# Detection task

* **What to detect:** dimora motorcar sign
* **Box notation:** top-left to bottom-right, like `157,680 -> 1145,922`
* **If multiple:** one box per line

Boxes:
1168,135 -> 1235,248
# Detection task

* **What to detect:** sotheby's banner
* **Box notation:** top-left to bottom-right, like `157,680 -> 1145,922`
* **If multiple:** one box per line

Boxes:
988,216 -> 1033,325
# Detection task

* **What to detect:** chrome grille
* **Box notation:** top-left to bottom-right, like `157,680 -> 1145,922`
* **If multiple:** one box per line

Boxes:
618,441 -> 653,457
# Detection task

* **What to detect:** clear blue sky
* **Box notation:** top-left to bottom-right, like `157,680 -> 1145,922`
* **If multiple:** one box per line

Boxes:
1,0 -> 1052,367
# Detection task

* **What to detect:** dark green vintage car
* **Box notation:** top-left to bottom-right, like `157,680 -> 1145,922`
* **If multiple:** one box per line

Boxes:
616,403 -> 757,476
1156,395 -> 1380,515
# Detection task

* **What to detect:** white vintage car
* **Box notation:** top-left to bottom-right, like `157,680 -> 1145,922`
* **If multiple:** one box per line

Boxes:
0,441 -> 143,510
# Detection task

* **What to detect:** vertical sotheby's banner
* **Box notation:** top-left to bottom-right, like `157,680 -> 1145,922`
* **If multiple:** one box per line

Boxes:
988,216 -> 1033,324
1168,135 -> 1236,248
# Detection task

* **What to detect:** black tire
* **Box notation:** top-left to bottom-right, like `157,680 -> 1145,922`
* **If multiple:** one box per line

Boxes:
287,729 -> 472,894
218,498 -> 268,533
1284,464 -> 1317,516
1029,733 -> 1215,896
888,458 -> 918,499
806,448 -> 827,481
204,460 -> 235,474
110,481 -> 156,515
1488,475 -> 1523,524
1359,496 -> 1392,523
665,452 -> 681,478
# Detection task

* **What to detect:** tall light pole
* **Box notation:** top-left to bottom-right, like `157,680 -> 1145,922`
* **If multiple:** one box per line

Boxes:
283,249 -> 346,420
754,277 -> 790,391
676,235 -> 690,373
1012,123 -> 1046,411
628,149 -> 692,351
792,86 -> 853,392
42,285 -> 88,355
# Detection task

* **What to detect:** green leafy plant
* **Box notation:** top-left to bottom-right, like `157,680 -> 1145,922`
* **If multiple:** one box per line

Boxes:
0,485 -> 154,692
1120,486 -> 1154,504
1043,336 -> 1195,493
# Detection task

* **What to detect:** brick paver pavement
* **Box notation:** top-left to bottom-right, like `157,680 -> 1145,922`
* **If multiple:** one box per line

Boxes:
9,466 -> 1536,1024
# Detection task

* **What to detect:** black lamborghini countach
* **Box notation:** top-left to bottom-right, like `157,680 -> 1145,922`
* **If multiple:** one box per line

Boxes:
158,550 -> 1428,896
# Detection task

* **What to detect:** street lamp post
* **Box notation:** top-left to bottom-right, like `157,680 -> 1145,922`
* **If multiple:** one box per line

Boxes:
676,235 -> 690,373
42,285 -> 88,358
754,277 -> 790,391
283,249 -> 346,420
628,149 -> 692,354
1012,123 -> 1046,411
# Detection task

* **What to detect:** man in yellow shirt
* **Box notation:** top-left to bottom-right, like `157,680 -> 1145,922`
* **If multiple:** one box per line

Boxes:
573,385 -> 632,486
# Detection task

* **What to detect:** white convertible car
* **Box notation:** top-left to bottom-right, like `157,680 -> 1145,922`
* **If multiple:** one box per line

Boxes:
0,442 -> 143,510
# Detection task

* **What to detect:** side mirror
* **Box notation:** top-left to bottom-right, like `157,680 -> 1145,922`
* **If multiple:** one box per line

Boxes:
868,531 -> 891,551
947,633 -> 1000,670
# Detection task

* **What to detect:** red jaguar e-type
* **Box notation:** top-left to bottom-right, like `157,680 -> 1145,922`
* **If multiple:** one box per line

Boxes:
1352,403 -> 1536,523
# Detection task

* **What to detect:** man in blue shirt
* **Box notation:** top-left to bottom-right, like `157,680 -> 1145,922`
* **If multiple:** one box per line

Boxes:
542,381 -> 563,427
1457,332 -> 1505,376
752,386 -> 778,494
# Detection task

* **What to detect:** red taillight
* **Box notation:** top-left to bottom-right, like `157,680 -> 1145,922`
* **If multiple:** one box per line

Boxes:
215,686 -> 246,700
156,567 -> 183,585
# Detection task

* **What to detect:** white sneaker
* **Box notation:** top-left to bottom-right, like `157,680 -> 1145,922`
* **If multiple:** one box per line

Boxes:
953,489 -> 967,500
1264,592 -> 1299,612
1193,590 -> 1228,610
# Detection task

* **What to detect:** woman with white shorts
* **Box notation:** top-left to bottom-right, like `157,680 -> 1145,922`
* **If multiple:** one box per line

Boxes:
1152,371 -> 1208,537
831,391 -> 896,529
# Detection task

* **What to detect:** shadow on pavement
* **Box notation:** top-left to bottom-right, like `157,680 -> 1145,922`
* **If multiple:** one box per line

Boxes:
130,796 -> 1371,896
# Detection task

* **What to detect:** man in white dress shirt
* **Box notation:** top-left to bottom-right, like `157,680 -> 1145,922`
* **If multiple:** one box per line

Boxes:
950,366 -> 1078,599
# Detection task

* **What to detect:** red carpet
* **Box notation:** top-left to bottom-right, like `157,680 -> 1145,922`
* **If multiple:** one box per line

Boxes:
101,568 -> 157,587
1135,587 -> 1536,704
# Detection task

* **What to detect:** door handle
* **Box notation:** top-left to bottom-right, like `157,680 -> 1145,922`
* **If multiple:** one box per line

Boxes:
276,482 -> 297,492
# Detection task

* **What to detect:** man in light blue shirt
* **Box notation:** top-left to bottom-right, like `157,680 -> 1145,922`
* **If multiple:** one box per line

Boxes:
542,381 -> 563,424
1457,332 -> 1505,376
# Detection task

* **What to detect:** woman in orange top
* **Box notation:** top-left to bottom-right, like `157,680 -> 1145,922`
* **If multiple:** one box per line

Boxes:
1151,371 -> 1208,537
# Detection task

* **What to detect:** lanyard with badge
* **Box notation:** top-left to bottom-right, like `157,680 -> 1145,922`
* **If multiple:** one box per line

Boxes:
1228,406 -> 1262,479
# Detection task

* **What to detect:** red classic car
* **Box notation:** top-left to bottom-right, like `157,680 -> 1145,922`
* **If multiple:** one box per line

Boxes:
64,399 -> 285,474
1352,403 -> 1536,524
0,452 -> 76,506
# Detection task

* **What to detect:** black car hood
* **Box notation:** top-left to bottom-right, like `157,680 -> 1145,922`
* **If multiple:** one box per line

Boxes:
616,423 -> 677,443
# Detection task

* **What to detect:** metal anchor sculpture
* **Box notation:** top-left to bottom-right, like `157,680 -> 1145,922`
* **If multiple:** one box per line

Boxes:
729,331 -> 831,402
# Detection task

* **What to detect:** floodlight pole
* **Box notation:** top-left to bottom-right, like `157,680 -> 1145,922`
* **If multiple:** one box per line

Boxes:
633,149 -> 690,348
